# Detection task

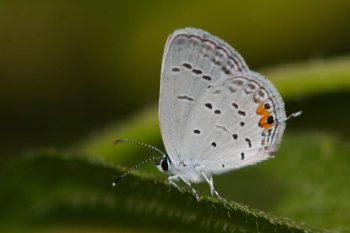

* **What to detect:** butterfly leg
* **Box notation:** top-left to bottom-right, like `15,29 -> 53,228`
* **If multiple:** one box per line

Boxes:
200,171 -> 224,200
168,175 -> 199,200
168,175 -> 197,198
178,176 -> 200,200
209,176 -> 214,196
168,175 -> 181,190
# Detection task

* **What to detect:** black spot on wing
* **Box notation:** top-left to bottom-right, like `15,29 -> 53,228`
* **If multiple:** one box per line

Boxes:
232,103 -> 239,109
267,115 -> 275,124
183,63 -> 192,69
264,103 -> 271,109
171,67 -> 180,72
177,95 -> 194,101
241,153 -> 245,160
194,129 -> 200,134
192,69 -> 203,75
238,110 -> 246,116
202,75 -> 212,81
205,103 -> 212,109
245,138 -> 252,148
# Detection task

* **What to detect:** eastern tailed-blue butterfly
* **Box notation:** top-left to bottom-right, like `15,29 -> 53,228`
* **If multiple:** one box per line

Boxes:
113,28 -> 301,199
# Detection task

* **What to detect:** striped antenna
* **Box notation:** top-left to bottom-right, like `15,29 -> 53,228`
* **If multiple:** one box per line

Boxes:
114,138 -> 165,156
113,138 -> 166,186
112,155 -> 162,187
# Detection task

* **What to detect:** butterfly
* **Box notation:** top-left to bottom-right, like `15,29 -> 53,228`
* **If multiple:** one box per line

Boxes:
113,28 -> 301,199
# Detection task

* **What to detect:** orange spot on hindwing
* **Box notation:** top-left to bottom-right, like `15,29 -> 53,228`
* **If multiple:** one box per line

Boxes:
256,103 -> 273,129
256,103 -> 265,114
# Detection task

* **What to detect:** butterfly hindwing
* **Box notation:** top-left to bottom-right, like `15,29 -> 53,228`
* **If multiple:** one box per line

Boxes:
181,71 -> 286,175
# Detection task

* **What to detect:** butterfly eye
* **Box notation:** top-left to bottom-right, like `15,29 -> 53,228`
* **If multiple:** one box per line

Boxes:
161,158 -> 169,171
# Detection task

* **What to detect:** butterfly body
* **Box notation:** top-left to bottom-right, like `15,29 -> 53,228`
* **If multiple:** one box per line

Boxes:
162,161 -> 205,183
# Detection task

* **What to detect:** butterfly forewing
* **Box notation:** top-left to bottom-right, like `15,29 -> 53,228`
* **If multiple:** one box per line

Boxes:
159,28 -> 249,164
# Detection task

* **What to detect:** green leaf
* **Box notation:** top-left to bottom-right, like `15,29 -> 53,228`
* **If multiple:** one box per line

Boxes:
0,152 -> 320,233
74,131 -> 350,232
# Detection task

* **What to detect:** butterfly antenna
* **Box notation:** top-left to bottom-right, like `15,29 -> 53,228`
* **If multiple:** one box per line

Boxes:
114,138 -> 166,156
276,111 -> 302,125
112,155 -> 161,187
285,111 -> 303,121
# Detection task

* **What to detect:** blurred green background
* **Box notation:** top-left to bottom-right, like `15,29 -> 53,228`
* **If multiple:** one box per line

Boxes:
1,0 -> 350,157
1,0 -> 350,232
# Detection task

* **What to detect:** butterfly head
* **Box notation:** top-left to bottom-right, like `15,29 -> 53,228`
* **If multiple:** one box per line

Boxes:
156,156 -> 171,173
